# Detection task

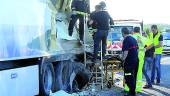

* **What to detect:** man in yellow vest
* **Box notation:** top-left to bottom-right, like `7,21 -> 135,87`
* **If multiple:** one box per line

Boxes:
124,27 -> 147,92
132,27 -> 148,92
151,25 -> 163,85
143,29 -> 154,88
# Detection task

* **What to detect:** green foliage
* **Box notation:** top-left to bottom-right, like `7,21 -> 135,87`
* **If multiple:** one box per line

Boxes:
143,24 -> 170,32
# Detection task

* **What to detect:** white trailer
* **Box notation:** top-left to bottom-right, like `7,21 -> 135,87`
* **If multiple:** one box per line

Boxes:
0,0 -> 92,96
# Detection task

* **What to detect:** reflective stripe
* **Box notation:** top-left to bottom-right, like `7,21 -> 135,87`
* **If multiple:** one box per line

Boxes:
136,80 -> 143,82
125,73 -> 131,76
75,11 -> 88,16
128,46 -> 138,50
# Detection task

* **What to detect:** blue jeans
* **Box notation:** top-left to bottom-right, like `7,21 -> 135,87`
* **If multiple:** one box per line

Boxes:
151,54 -> 161,83
93,29 -> 108,60
143,57 -> 153,86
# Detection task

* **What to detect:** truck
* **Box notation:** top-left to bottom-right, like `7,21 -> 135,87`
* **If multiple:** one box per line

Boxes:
107,19 -> 143,56
0,0 -> 93,96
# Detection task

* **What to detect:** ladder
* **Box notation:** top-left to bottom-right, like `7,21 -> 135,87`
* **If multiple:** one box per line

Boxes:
82,11 -> 104,91
87,42 -> 104,90
93,43 -> 104,89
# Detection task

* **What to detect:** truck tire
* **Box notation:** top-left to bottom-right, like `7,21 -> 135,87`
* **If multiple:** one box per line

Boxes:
55,60 -> 72,91
72,62 -> 91,90
40,63 -> 55,96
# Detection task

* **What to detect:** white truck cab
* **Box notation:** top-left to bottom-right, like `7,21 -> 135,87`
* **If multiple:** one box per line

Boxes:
107,19 -> 143,56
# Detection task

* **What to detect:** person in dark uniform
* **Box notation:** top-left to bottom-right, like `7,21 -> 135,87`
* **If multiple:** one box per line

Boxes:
89,5 -> 113,63
68,0 -> 90,42
121,27 -> 139,96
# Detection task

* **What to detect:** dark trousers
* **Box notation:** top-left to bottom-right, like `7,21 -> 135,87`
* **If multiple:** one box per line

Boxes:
151,54 -> 161,83
68,14 -> 84,41
93,29 -> 108,60
124,60 -> 139,95
143,57 -> 153,86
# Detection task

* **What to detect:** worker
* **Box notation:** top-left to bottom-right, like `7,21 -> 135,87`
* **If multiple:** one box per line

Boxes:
124,27 -> 147,92
98,1 -> 114,25
151,25 -> 163,85
88,4 -> 113,63
143,28 -> 154,88
133,27 -> 148,92
68,0 -> 90,42
121,27 -> 139,96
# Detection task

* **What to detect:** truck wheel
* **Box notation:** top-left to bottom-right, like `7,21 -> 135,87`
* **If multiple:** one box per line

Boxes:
55,60 -> 72,91
72,62 -> 91,90
40,63 -> 55,96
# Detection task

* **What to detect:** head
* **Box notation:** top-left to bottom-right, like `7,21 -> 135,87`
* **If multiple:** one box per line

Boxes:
151,25 -> 158,34
95,5 -> 101,12
121,27 -> 130,38
133,27 -> 140,33
99,1 -> 106,10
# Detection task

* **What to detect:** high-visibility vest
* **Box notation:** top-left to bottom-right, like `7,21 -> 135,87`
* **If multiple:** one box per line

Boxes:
153,32 -> 163,54
146,32 -> 153,47
148,32 -> 153,40
132,33 -> 146,50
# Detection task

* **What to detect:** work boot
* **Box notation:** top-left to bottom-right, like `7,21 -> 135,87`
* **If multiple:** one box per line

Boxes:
143,85 -> 152,89
156,80 -> 160,85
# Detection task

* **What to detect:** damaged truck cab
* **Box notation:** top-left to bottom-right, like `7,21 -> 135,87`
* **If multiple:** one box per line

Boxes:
0,0 -> 92,96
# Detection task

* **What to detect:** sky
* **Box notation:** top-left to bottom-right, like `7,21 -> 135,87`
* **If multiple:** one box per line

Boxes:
90,0 -> 170,24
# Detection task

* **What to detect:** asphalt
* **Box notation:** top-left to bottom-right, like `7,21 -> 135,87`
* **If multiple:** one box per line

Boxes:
96,54 -> 170,96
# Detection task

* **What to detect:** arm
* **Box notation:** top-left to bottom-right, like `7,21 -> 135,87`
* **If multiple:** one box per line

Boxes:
122,51 -> 128,61
109,16 -> 114,25
106,11 -> 114,25
145,43 -> 154,50
122,38 -> 129,61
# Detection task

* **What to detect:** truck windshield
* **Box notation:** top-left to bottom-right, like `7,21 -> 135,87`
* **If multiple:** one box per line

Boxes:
108,26 -> 133,41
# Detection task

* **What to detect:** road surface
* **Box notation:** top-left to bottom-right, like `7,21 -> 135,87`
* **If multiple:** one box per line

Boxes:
96,54 -> 170,96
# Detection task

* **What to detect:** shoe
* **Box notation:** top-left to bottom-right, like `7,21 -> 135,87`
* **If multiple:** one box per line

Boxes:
151,81 -> 155,84
156,82 -> 160,85
124,93 -> 136,96
143,85 -> 152,89
156,80 -> 160,85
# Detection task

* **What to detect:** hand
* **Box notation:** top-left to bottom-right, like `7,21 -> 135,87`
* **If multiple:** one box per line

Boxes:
144,48 -> 146,52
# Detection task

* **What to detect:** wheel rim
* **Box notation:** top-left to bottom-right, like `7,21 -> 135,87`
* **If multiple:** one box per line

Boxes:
43,65 -> 53,94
